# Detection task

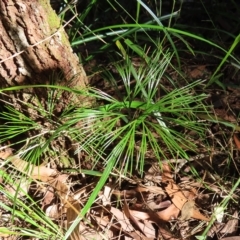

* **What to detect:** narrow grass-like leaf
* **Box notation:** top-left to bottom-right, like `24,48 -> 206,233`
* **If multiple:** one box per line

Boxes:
208,33 -> 240,86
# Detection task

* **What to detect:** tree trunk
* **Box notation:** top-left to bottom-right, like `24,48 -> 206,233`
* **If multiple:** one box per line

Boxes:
0,0 -> 87,88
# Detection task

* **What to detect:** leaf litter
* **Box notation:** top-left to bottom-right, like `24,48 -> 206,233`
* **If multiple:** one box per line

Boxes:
0,146 -> 214,239
0,140 -> 239,239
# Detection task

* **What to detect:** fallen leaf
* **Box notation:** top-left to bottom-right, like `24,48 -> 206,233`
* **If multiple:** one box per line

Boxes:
123,191 -> 147,237
179,200 -> 195,221
11,156 -> 58,182
94,215 -> 130,239
45,204 -> 60,219
6,176 -> 31,197
233,134 -> 240,149
221,237 -> 240,240
189,65 -> 207,78
164,182 -> 210,221
110,207 -> 134,232
220,211 -> 238,235
0,150 -> 58,182
131,210 -> 151,220
157,203 -> 180,221
161,162 -> 174,182
110,207 -> 154,240
147,199 -> 171,211
66,200 -> 81,240
136,185 -> 165,195
130,206 -> 178,222
147,162 -> 173,182
42,186 -> 55,207
50,176 -> 69,204
158,225 -> 179,240
164,182 -> 187,210
192,207 -> 210,221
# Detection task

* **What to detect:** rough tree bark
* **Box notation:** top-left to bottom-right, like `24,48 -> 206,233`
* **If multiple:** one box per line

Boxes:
0,0 -> 88,89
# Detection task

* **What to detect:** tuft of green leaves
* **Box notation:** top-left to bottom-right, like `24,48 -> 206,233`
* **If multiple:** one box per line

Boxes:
0,48 -> 210,237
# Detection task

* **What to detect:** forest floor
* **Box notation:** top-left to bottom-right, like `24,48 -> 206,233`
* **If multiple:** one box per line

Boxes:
1,1 -> 240,239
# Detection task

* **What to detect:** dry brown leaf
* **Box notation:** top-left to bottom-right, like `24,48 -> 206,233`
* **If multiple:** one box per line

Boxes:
136,185 -> 165,195
110,207 -> 134,232
164,182 -> 187,210
139,220 -> 156,239
110,208 -> 154,240
157,203 -> 180,221
48,174 -> 84,239
164,182 -> 210,221
214,109 -> 237,122
161,163 -> 174,182
0,149 -> 58,182
147,162 -> 173,183
42,186 -> 55,207
158,225 -> 179,240
50,176 -> 69,203
0,149 -> 87,239
127,210 -> 156,239
130,210 -> 151,220
189,65 -> 207,78
79,231 -> 108,240
5,176 -> 32,198
220,211 -> 238,235
130,206 -> 176,223
15,158 -> 58,182
0,148 -> 12,158
73,187 -> 88,200
0,148 -> 50,199
191,207 -> 210,221
77,217 -> 112,240
66,200 -> 81,240
123,192 -> 147,237
133,208 -> 166,226
221,237 -> 240,240
45,204 -> 60,219
179,200 -> 195,221
233,134 -> 240,149
147,199 -> 171,211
